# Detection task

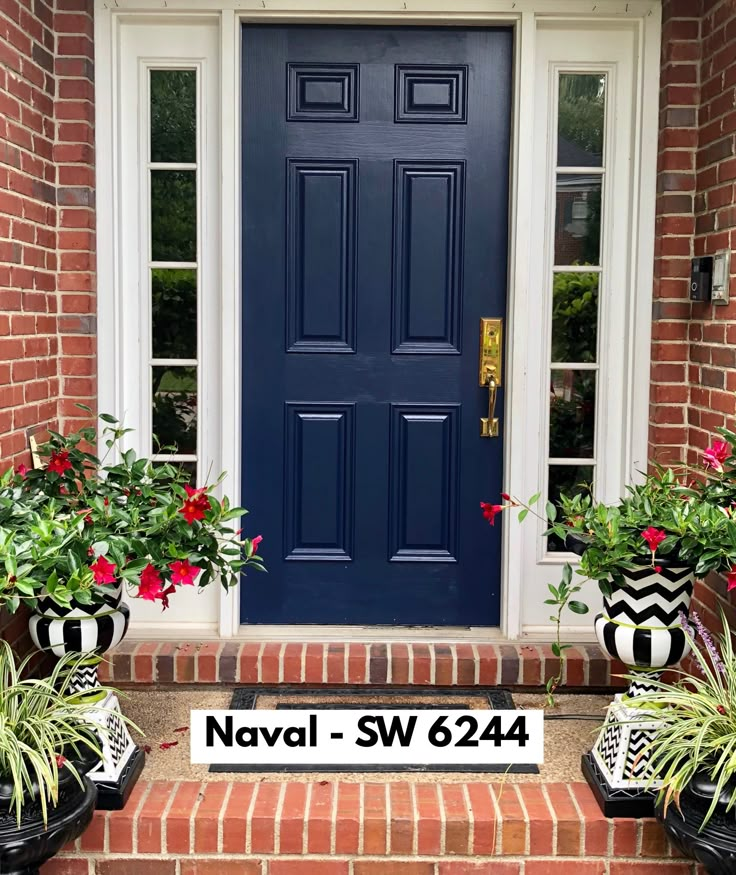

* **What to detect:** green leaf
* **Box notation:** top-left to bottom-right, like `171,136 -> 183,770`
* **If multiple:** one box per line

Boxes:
99,413 -> 119,424
528,492 -> 541,505
518,509 -> 529,523
568,600 -> 589,615
546,501 -> 557,522
551,642 -> 561,657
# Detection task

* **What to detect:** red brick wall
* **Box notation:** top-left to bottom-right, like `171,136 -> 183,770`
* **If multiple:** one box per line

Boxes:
0,0 -> 94,651
652,0 -> 736,637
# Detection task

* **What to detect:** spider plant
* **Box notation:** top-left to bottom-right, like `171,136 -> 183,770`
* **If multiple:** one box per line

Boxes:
627,608 -> 736,829
0,641 -> 111,827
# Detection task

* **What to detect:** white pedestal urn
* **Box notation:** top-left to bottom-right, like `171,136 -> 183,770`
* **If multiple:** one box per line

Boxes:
28,582 -> 145,810
581,559 -> 694,818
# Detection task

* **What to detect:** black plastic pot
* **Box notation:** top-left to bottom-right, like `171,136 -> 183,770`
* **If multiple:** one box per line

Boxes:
656,773 -> 736,875
0,747 -> 99,875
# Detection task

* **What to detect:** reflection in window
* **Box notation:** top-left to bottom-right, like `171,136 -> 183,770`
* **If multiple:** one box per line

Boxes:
547,465 -> 594,552
148,67 -> 199,477
150,70 -> 197,164
152,366 -> 197,455
551,272 -> 599,363
557,73 -> 606,167
549,370 -> 596,458
546,70 -> 606,554
554,176 -> 601,266
152,269 -> 197,359
151,170 -> 197,262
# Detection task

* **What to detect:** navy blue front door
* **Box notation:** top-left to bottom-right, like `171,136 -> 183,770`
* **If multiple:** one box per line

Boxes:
241,25 -> 512,626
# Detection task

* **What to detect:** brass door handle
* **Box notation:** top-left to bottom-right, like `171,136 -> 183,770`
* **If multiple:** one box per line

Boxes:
480,368 -> 499,438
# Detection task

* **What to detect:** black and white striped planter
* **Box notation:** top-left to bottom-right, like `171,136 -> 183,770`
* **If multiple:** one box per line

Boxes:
29,583 -> 130,661
582,562 -> 694,819
28,582 -> 145,811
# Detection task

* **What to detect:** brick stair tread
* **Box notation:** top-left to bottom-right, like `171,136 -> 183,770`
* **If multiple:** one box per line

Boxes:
100,640 -> 630,689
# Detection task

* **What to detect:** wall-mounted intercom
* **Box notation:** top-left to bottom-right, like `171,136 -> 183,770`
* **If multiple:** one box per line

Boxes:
690,256 -> 712,302
690,251 -> 730,304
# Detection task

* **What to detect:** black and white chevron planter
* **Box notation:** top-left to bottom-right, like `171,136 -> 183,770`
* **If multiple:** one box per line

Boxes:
583,562 -> 694,819
28,582 -> 145,811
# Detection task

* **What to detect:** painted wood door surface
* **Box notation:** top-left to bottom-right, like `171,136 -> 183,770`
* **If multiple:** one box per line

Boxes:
241,25 -> 512,625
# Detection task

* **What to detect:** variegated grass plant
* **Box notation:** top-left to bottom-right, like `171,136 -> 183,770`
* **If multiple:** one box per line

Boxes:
627,608 -> 736,829
0,641 -> 115,826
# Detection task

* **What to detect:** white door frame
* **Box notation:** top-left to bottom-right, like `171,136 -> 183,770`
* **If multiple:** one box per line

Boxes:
95,0 -> 661,641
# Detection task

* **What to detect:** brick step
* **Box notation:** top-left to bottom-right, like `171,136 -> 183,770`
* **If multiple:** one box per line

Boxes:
43,779 -> 704,875
100,640 -> 629,689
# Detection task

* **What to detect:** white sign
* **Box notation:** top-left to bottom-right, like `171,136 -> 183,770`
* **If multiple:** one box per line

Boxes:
190,710 -> 543,767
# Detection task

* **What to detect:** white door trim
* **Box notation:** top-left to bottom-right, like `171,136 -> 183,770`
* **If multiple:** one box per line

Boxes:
95,0 -> 661,641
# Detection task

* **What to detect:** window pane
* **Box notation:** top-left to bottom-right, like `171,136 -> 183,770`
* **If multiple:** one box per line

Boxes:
151,459 -> 197,487
152,366 -> 197,454
547,464 -> 594,552
151,170 -> 197,262
558,73 -> 605,167
150,70 -> 196,164
549,370 -> 596,458
151,268 -> 197,359
554,176 -> 601,266
551,271 -> 599,363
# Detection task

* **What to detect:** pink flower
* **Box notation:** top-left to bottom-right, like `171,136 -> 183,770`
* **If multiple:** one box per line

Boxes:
15,463 -> 28,478
480,502 -> 504,526
727,567 -> 736,593
655,565 -> 662,574
169,559 -> 201,587
138,564 -> 163,601
47,450 -> 72,475
55,754 -> 67,768
90,555 -> 116,585
703,440 -> 730,472
251,535 -> 263,555
641,527 -> 667,552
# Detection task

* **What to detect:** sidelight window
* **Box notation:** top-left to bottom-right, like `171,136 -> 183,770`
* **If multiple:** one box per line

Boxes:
147,69 -> 199,480
546,72 -> 606,552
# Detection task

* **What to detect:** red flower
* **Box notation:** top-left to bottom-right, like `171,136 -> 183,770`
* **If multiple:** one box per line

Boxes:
654,565 -> 662,574
179,485 -> 211,524
14,463 -> 27,478
156,583 -> 177,610
703,439 -> 730,473
138,564 -> 163,601
727,567 -> 736,593
47,450 -> 72,475
55,754 -> 67,768
251,534 -> 263,555
169,559 -> 201,587
501,493 -> 511,501
77,508 -> 93,524
480,502 -> 504,526
641,527 -> 667,552
90,555 -> 117,585
717,704 -> 727,715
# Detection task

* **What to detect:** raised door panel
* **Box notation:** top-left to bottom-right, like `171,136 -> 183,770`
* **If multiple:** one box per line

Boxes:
391,162 -> 465,354
284,403 -> 355,560
286,160 -> 357,353
389,404 -> 460,562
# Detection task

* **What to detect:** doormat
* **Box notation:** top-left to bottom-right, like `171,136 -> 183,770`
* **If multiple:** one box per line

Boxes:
209,686 -> 539,774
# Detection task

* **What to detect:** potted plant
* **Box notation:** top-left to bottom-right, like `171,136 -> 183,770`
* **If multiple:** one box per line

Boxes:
0,410 -> 264,807
628,610 -> 736,875
483,433 -> 736,815
0,642 -> 117,875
